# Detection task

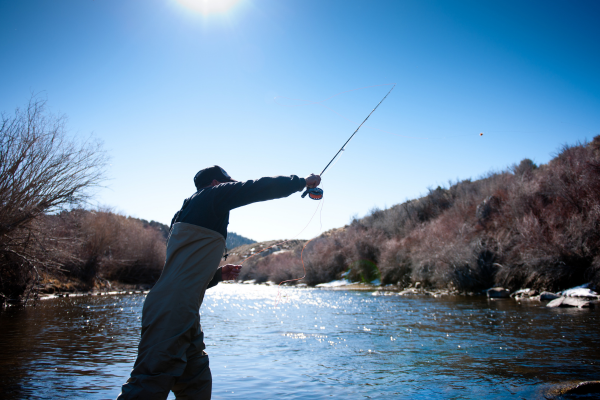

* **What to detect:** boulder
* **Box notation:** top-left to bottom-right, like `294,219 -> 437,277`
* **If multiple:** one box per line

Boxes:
560,283 -> 599,299
487,287 -> 510,298
546,296 -> 596,308
398,288 -> 420,296
511,288 -> 538,299
547,381 -> 600,398
539,291 -> 560,301
561,381 -> 600,395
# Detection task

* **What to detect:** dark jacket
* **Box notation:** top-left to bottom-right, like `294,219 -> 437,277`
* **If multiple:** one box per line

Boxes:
170,175 -> 307,287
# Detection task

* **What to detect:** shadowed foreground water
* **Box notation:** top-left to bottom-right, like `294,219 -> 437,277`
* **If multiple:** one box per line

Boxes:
0,284 -> 598,399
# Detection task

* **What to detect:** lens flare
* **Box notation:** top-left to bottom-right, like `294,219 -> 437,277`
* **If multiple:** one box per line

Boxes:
176,0 -> 242,15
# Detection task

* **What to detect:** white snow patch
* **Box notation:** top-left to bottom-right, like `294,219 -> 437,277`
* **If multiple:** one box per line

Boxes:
560,283 -> 598,298
316,279 -> 353,288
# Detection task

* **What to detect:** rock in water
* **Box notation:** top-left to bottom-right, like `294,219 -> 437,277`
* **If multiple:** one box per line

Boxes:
563,381 -> 600,395
540,291 -> 560,301
546,381 -> 600,398
487,287 -> 510,298
511,288 -> 539,299
546,296 -> 596,308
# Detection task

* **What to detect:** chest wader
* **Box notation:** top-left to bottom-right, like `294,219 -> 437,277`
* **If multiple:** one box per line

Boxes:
117,223 -> 225,400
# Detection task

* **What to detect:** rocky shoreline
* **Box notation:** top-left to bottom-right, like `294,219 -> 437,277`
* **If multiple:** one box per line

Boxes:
311,280 -> 600,309
10,277 -> 599,310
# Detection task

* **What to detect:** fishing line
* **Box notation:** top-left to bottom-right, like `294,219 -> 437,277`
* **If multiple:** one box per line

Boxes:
273,195 -> 326,307
234,191 -> 325,308
239,199 -> 323,267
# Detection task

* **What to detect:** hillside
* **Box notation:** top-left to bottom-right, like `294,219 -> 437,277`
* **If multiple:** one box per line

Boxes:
3,138 -> 599,302
225,232 -> 256,249
234,137 -> 600,292
221,239 -> 308,283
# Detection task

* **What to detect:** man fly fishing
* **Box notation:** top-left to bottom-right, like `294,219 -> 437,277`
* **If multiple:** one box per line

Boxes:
117,166 -> 321,400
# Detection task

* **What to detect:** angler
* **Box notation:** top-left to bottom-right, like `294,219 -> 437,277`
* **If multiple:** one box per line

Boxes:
117,166 -> 321,400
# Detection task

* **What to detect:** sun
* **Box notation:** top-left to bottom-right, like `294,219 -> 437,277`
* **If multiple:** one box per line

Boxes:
175,0 -> 242,15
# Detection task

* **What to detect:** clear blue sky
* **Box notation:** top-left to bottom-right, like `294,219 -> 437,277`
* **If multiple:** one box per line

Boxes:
1,0 -> 599,241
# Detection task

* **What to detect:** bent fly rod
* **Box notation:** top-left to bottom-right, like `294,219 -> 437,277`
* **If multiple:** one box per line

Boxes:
302,84 -> 396,200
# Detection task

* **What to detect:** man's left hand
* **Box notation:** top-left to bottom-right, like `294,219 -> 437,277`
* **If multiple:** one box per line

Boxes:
222,264 -> 242,281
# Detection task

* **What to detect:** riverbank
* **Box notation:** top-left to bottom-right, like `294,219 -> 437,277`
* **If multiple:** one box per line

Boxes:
3,138 -> 600,306
23,276 -> 599,309
229,138 -> 600,295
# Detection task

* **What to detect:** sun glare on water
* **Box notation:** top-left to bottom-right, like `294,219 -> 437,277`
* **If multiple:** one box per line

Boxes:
176,0 -> 242,15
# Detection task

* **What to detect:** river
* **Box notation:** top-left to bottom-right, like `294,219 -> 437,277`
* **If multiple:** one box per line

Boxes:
0,284 -> 598,399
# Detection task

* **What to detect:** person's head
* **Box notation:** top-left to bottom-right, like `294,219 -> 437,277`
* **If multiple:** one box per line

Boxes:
194,166 -> 236,190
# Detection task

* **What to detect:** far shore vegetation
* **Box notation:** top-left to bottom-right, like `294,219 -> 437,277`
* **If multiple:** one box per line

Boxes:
2,98 -> 599,304
221,137 -> 600,295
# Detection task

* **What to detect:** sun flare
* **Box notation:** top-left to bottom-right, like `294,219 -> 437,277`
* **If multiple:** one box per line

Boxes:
175,0 -> 242,15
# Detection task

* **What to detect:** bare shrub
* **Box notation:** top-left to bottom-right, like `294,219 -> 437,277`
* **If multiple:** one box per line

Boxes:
491,139 -> 600,291
228,137 -> 600,293
301,232 -> 348,285
512,158 -> 537,178
256,251 -> 304,284
0,98 -> 107,301
25,210 -> 166,291
231,241 -> 307,284
379,239 -> 412,286
340,226 -> 385,283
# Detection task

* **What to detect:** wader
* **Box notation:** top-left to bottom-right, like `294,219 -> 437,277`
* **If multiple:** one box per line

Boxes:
117,223 -> 225,400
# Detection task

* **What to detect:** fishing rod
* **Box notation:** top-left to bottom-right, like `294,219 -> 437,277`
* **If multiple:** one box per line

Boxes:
302,84 -> 396,200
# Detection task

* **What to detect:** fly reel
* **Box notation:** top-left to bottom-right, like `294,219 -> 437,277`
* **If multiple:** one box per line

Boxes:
301,187 -> 323,200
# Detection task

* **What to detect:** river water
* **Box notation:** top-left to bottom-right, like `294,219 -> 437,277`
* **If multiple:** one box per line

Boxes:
0,284 -> 598,399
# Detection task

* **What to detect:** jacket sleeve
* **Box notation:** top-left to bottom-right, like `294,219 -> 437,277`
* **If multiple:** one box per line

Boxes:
207,268 -> 222,289
213,175 -> 307,214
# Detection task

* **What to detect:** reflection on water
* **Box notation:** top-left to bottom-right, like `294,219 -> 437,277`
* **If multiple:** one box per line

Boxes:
0,285 -> 598,399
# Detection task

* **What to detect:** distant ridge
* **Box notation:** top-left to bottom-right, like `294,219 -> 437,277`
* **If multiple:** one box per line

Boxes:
135,218 -> 256,249
226,232 -> 256,249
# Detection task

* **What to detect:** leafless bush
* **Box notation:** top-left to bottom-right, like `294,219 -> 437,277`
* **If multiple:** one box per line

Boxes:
379,239 -> 412,286
301,233 -> 348,285
102,216 -> 166,284
349,139 -> 600,293
0,97 -> 107,301
491,140 -> 600,291
37,209 -> 166,287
